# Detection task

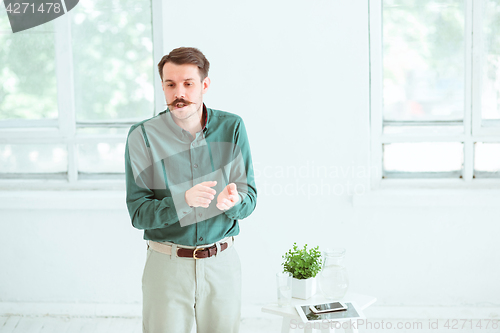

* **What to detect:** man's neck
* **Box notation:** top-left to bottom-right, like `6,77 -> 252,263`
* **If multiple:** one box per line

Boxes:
172,105 -> 205,139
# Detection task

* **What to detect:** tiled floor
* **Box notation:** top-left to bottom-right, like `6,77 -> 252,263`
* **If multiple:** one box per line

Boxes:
0,316 -> 142,333
1,316 -> 499,332
0,316 -> 282,333
360,319 -> 500,333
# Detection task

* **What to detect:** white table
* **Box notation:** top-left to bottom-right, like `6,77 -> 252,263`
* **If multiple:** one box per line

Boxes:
261,292 -> 376,333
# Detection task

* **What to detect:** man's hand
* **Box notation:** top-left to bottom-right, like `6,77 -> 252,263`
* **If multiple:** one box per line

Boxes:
185,181 -> 217,208
216,183 -> 239,211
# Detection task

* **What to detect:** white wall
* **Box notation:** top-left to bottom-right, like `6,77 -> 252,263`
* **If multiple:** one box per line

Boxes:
1,0 -> 499,320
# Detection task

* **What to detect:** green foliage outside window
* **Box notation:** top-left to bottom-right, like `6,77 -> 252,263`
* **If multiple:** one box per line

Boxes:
0,0 -> 154,122
0,18 -> 57,120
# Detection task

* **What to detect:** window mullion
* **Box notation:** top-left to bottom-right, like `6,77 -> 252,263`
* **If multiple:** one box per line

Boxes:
464,0 -> 474,181
369,0 -> 383,190
464,137 -> 474,181
152,0 -> 164,116
54,12 -> 77,182
471,0 -> 483,136
67,141 -> 78,183
0,119 -> 59,128
381,135 -> 467,144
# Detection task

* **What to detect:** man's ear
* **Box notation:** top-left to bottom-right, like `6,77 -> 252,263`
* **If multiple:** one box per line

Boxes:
202,77 -> 211,94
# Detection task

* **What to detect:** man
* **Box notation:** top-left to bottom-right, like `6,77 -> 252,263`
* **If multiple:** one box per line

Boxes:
125,47 -> 257,333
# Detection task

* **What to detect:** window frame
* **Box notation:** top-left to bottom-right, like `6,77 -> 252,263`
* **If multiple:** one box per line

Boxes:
369,0 -> 500,191
0,0 -> 164,190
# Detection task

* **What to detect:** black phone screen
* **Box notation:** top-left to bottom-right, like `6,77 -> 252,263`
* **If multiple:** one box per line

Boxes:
313,302 -> 345,311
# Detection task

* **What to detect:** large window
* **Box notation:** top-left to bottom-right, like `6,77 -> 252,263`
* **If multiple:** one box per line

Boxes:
0,0 -> 161,188
370,0 -> 500,188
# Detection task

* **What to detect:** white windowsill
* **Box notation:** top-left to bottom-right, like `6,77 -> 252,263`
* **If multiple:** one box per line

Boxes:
1,180 -> 499,210
354,179 -> 500,207
0,190 -> 126,210
0,179 -> 125,191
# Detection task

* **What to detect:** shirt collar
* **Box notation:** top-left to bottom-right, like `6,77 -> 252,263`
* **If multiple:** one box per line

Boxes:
163,104 -> 209,140
202,104 -> 209,132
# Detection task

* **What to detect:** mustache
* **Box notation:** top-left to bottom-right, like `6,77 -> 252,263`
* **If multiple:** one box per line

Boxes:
167,98 -> 194,108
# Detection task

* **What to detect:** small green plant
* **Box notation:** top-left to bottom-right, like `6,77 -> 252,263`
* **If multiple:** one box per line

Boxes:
281,243 -> 322,280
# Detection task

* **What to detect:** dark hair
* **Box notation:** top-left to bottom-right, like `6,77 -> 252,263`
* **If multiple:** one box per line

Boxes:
158,47 -> 210,81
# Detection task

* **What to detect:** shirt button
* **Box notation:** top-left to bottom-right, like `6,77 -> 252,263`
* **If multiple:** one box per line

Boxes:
198,213 -> 202,217
193,164 -> 198,168
199,237 -> 203,241
183,211 -> 187,214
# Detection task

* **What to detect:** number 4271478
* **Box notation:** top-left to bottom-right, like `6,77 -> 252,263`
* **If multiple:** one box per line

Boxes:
5,2 -> 62,14
443,319 -> 499,330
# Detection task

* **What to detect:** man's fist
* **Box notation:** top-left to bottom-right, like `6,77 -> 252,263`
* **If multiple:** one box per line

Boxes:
185,181 -> 217,208
217,183 -> 239,211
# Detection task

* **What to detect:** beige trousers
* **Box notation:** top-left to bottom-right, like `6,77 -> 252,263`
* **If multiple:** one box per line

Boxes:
142,242 -> 241,333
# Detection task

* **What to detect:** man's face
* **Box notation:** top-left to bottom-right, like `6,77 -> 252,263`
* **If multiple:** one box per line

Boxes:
162,62 -> 210,121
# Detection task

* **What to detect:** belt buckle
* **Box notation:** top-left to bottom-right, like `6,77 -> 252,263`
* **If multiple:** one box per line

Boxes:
193,247 -> 204,259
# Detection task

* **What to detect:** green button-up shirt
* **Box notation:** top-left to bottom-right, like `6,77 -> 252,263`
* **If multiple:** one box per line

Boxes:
125,105 -> 257,246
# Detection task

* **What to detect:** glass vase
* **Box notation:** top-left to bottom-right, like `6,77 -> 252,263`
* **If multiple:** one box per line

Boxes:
318,248 -> 349,300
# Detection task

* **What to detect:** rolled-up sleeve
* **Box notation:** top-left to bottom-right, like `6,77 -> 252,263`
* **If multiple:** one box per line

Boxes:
224,119 -> 257,220
125,125 -> 193,230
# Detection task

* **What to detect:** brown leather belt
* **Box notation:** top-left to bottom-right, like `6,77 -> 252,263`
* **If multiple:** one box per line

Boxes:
148,237 -> 233,259
178,242 -> 229,259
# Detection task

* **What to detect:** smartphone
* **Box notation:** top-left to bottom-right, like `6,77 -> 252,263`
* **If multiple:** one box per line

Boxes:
309,301 -> 347,314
